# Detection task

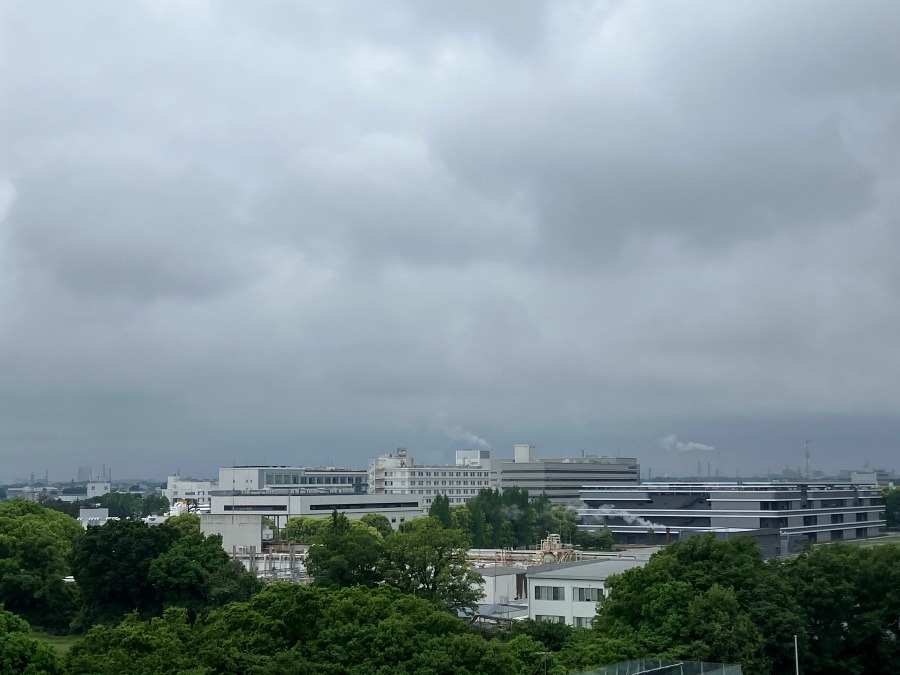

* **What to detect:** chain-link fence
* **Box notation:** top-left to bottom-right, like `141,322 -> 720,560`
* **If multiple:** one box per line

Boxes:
574,659 -> 742,675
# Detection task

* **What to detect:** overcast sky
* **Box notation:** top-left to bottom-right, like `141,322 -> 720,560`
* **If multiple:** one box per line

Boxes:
1,1 -> 899,481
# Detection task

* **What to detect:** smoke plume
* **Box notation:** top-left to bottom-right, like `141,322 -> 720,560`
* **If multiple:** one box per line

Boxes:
658,434 -> 715,453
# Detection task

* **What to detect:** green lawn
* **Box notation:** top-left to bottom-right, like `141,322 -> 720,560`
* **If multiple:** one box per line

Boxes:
831,532 -> 900,549
30,631 -> 80,656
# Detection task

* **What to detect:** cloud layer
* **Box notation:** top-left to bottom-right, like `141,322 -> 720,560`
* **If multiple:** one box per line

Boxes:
1,1 -> 899,479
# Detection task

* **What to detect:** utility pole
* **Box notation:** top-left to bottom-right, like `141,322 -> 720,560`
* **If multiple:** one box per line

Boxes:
794,634 -> 800,674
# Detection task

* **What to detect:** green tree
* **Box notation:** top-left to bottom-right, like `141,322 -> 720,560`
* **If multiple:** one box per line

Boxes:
360,512 -> 394,538
307,512 -> 385,589
0,500 -> 83,632
883,486 -> 900,529
149,526 -> 260,616
283,515 -> 328,542
382,516 -> 483,611
101,492 -> 143,520
141,494 -> 170,517
550,504 -> 578,543
428,494 -> 453,528
0,606 -> 63,674
71,520 -> 176,622
65,607 -> 198,675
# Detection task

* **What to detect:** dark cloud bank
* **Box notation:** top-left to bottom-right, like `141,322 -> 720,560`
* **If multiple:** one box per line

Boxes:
1,1 -> 898,479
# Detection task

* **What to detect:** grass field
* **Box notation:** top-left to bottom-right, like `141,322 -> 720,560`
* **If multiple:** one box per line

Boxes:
839,531 -> 900,548
30,631 -> 79,656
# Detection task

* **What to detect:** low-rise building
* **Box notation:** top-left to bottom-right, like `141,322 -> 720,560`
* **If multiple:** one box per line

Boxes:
526,558 -> 648,627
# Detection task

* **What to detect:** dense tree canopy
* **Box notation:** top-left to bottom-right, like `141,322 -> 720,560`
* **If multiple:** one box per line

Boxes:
382,516 -> 483,611
0,606 -> 63,674
71,517 -> 260,626
0,500 -> 83,631
66,584 -> 558,675
307,512 -> 385,589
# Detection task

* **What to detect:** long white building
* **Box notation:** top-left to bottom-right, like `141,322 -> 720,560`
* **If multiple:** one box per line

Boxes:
217,466 -> 368,494
579,481 -> 887,555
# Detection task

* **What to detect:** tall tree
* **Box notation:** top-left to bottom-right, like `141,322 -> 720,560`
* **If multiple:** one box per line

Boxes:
0,500 -> 83,631
307,511 -> 385,589
382,516 -> 483,611
428,494 -> 453,528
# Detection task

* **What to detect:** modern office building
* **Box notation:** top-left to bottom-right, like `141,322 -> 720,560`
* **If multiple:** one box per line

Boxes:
579,481 -> 887,554
369,448 -> 492,509
217,466 -> 368,494
493,444 -> 640,504
527,558 -> 648,627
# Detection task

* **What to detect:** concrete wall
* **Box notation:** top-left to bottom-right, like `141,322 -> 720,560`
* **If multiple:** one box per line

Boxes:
200,514 -> 264,553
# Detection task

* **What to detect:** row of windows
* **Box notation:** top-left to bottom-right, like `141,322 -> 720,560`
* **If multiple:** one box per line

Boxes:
533,585 -> 564,601
534,615 -> 565,624
382,471 -> 489,478
390,488 -> 480,496
265,473 -> 365,486
383,480 -> 488,487
806,528 -> 871,543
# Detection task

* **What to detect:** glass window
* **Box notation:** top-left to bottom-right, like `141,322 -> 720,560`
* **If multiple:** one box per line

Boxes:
575,587 -> 603,602
534,586 -> 565,601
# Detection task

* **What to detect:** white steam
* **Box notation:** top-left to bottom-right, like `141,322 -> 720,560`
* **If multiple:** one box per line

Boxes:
430,414 -> 491,449
658,434 -> 715,453
580,504 -> 666,529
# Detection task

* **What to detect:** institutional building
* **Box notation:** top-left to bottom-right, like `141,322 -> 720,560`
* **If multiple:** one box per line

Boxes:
493,444 -> 640,504
217,466 -> 368,494
579,481 -> 887,555
369,448 -> 492,508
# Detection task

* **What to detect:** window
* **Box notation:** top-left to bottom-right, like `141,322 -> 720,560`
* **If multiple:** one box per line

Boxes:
573,617 -> 593,628
575,587 -> 604,602
831,530 -> 843,540
534,615 -> 565,624
534,586 -> 565,601
831,514 -> 844,524
855,512 -> 868,522
856,528 -> 867,538
803,515 -> 817,526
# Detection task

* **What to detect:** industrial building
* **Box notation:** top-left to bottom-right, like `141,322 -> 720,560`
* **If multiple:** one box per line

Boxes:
493,444 -> 640,504
579,481 -> 887,555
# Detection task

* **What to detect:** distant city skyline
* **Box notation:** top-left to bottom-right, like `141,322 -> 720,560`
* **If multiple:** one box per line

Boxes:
2,2 -> 899,480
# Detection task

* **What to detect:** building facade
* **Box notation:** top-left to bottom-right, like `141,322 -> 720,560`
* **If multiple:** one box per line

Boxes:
527,558 -> 648,627
579,481 -> 887,554
369,448 -> 492,509
164,475 -> 216,508
217,466 -> 368,494
494,444 -> 640,504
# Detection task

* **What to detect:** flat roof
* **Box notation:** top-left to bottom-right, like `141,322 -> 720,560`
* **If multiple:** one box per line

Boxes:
527,558 -> 646,580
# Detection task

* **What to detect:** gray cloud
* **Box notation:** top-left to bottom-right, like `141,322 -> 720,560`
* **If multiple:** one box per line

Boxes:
0,1 -> 898,479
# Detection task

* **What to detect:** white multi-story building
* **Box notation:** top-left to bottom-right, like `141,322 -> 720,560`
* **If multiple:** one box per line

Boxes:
493,444 -> 640,504
527,558 -> 648,627
369,448 -> 492,509
164,475 -> 216,508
